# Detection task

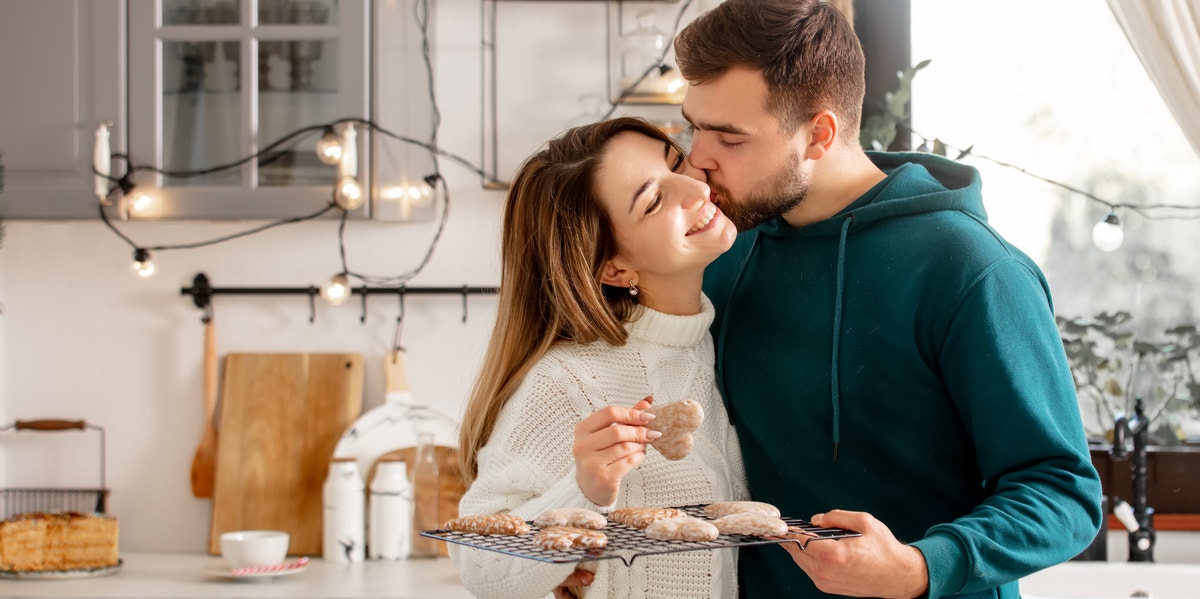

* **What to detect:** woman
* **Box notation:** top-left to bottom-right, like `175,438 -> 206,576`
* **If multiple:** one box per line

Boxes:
451,117 -> 746,599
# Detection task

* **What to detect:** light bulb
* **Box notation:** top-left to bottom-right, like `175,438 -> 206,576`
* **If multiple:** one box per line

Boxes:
406,181 -> 435,207
334,176 -> 364,210
132,248 -> 156,279
126,188 -> 161,218
1092,212 -> 1124,252
316,127 -> 343,165
339,122 -> 358,179
320,274 -> 351,306
661,66 -> 685,95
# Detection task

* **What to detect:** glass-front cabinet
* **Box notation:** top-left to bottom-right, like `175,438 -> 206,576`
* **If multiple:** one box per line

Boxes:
128,0 -> 369,218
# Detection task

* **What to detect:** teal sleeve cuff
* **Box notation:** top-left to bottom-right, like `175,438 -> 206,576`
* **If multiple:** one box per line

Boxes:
911,532 -> 968,599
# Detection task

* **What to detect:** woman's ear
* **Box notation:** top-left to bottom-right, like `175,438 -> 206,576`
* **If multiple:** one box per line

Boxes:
599,259 -> 636,289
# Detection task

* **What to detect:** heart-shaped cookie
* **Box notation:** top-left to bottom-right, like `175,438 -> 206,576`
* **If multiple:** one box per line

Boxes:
644,399 -> 704,460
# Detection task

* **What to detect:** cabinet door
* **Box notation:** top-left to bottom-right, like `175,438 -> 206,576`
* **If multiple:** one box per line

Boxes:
127,0 -> 368,219
0,0 -> 124,219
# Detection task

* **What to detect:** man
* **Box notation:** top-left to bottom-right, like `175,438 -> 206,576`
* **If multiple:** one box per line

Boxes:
674,1 -> 1103,598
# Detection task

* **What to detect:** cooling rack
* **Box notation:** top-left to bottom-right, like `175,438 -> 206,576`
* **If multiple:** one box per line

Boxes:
420,504 -> 860,566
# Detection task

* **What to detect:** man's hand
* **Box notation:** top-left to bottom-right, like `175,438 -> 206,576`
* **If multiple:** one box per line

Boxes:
780,510 -> 929,599
573,396 -> 660,506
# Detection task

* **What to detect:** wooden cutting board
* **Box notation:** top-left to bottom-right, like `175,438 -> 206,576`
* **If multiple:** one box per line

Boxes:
209,353 -> 363,555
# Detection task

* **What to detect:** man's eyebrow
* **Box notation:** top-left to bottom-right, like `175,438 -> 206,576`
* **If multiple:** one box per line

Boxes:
680,108 -> 749,136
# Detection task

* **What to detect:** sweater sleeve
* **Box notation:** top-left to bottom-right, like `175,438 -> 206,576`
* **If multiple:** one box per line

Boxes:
912,258 -> 1103,598
449,358 -> 611,599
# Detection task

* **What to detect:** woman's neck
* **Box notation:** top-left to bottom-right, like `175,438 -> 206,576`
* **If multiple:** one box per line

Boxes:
636,272 -> 705,315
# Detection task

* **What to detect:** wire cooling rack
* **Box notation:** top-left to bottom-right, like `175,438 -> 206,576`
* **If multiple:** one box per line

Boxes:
421,504 -> 861,566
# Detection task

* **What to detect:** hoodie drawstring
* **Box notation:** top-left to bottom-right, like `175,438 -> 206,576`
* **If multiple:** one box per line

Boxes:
830,214 -> 854,462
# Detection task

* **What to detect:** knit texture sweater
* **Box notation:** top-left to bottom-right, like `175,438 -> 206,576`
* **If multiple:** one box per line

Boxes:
450,295 -> 748,599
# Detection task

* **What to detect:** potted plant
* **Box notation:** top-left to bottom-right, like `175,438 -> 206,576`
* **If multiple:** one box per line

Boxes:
1057,312 -> 1200,520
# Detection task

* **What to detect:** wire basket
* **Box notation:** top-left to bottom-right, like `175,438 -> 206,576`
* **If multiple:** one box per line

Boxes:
421,504 -> 861,566
0,420 -> 109,520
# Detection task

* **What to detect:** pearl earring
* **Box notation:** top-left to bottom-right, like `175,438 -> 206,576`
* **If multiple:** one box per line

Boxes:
628,280 -> 639,296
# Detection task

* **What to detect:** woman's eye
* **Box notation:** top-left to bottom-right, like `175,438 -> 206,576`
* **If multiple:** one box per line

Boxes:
645,193 -> 662,215
671,153 -> 685,172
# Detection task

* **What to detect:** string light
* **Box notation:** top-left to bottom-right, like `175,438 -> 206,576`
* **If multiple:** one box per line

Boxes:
1092,211 -> 1125,252
315,126 -> 343,165
131,248 -> 156,279
334,176 -> 364,211
320,273 -> 351,305
126,187 -> 161,219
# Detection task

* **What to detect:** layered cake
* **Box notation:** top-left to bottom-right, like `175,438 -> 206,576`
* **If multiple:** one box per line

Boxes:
0,512 -> 119,572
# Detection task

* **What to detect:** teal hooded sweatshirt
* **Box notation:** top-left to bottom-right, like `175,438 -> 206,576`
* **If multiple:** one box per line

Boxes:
703,152 -> 1103,599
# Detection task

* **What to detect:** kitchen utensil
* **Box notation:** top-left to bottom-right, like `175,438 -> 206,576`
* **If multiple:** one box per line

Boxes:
332,351 -> 458,477
190,317 -> 218,498
422,504 -> 862,567
0,419 -> 109,519
209,353 -> 363,555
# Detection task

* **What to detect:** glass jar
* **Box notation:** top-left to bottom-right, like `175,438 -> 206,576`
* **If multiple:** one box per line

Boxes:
619,10 -> 667,96
409,432 -> 441,558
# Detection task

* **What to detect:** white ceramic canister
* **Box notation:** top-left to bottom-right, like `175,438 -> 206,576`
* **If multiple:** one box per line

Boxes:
368,456 -> 412,560
323,456 -> 365,563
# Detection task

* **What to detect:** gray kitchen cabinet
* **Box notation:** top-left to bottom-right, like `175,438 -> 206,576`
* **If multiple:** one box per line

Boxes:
0,0 -> 437,222
0,0 -> 125,219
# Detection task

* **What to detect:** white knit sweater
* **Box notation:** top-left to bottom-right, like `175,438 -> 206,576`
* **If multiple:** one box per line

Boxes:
450,295 -> 748,599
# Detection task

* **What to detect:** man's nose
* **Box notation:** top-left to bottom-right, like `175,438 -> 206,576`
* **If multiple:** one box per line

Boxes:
687,134 -> 717,171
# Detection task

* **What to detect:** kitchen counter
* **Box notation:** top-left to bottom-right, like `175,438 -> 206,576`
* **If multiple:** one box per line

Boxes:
1,553 -> 474,598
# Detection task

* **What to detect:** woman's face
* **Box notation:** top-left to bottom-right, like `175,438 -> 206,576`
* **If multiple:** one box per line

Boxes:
594,131 -> 737,287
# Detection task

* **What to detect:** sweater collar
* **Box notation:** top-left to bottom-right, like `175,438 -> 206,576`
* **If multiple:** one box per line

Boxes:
624,294 -> 715,347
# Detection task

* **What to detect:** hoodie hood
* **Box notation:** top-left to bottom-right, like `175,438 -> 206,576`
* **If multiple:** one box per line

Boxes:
722,152 -> 985,461
758,151 -> 986,239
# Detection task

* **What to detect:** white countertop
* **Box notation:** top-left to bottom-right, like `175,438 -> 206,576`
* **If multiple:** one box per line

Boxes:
1,553 -> 474,599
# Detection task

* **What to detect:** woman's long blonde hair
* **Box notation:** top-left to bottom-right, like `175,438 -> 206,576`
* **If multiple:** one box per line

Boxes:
459,117 -> 682,483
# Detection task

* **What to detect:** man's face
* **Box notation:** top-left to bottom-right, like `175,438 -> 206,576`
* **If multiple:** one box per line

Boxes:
682,67 -> 810,230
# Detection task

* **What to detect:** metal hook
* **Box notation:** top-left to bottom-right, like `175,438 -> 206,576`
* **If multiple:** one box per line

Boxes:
201,302 -> 214,324
307,287 -> 317,324
359,287 -> 368,325
461,285 -> 469,323
392,286 -> 407,353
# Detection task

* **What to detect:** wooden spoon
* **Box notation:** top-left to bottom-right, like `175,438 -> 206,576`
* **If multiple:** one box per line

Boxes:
190,318 -> 219,498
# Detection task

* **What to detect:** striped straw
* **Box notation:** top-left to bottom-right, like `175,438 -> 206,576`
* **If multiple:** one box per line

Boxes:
230,556 -> 310,577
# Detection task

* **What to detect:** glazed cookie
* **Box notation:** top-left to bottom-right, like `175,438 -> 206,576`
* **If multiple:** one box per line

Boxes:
533,526 -> 608,551
443,514 -> 531,536
703,500 -> 781,519
644,516 -> 720,542
712,512 -> 789,537
533,507 -> 607,530
608,507 -> 686,529
644,400 -> 704,460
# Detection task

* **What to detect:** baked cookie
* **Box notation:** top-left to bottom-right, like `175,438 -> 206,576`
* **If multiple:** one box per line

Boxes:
644,400 -> 704,460
532,526 -> 608,551
442,514 -> 530,536
712,512 -> 789,537
608,507 -> 686,529
644,516 -> 720,542
534,507 -> 607,530
703,500 -> 781,519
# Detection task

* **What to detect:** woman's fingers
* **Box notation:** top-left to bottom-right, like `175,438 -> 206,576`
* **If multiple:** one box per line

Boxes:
575,403 -> 655,436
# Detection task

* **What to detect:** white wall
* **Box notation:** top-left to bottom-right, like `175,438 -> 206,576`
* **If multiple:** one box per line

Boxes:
0,0 -> 632,552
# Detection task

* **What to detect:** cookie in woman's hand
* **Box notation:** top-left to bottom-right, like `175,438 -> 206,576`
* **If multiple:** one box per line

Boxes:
644,400 -> 704,460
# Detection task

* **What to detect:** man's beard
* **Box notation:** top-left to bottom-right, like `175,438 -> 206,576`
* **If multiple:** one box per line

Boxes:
711,153 -> 808,231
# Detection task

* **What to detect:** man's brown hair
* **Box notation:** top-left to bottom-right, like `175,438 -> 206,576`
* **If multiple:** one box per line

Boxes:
675,0 -> 865,140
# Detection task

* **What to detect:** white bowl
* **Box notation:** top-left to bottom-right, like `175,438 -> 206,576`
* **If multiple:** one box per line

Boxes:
220,530 -> 289,568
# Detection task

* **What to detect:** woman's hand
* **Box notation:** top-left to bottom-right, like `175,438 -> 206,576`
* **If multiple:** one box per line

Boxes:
573,396 -> 660,506
553,568 -> 595,599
